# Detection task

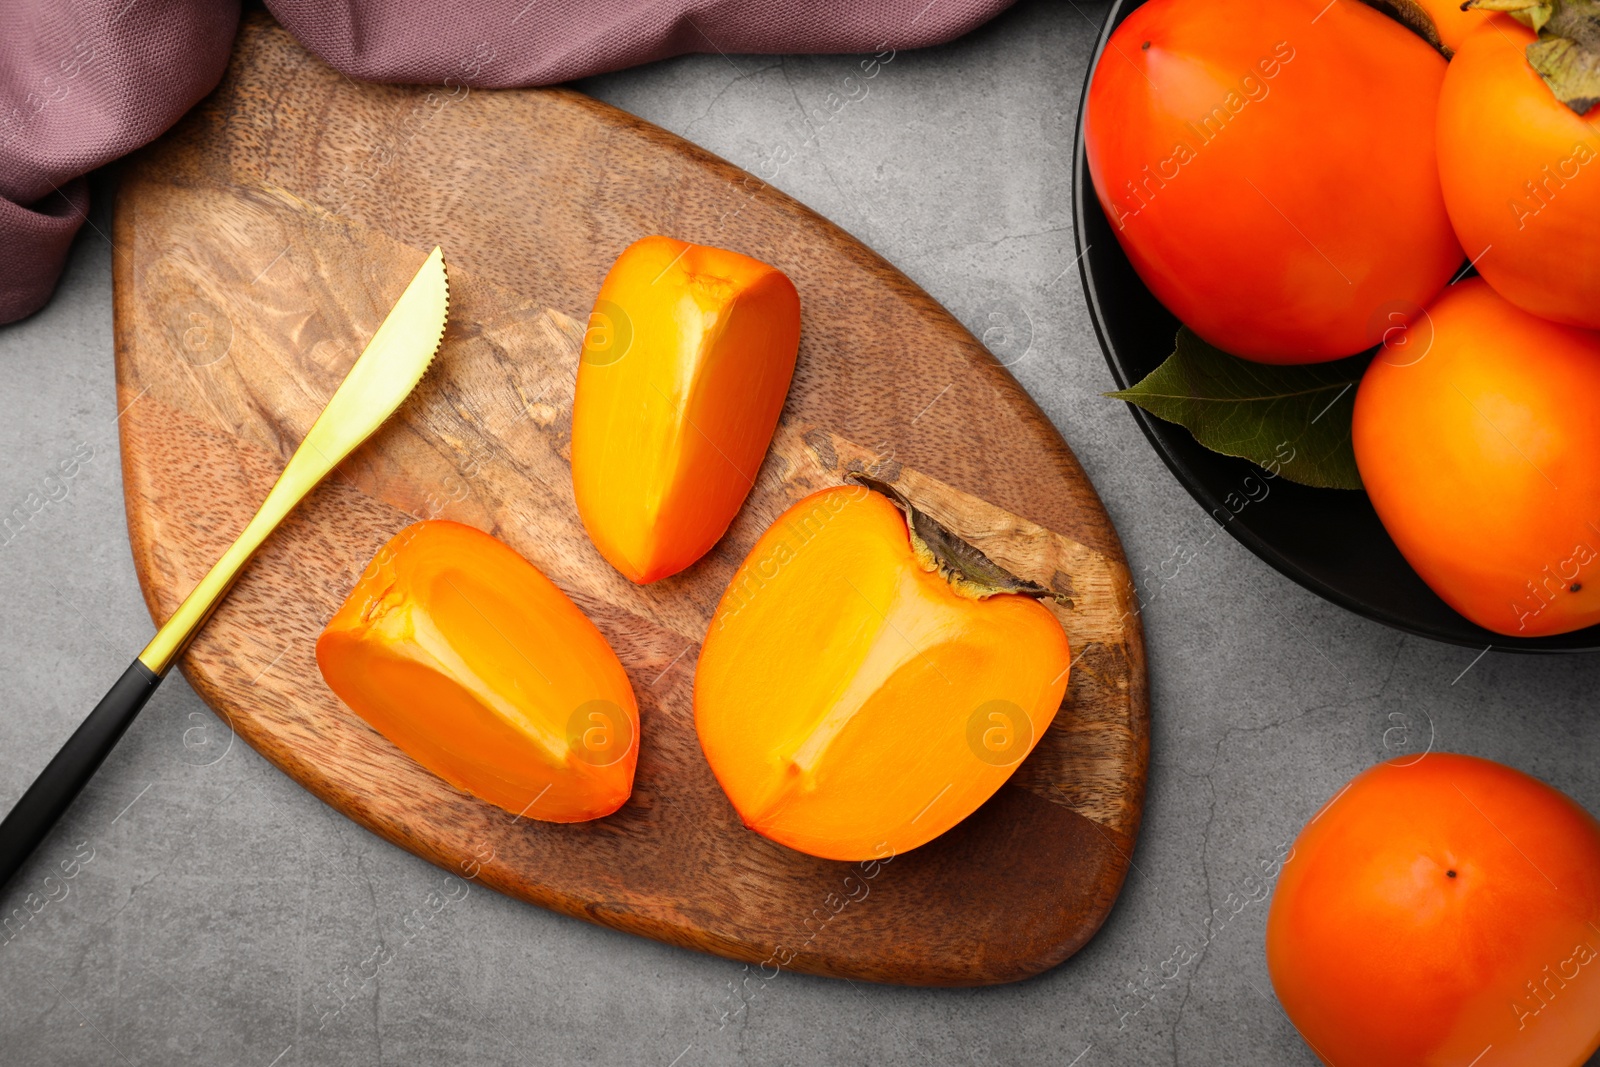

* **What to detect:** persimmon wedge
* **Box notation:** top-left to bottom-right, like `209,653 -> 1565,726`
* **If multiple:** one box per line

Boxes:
571,235 -> 801,584
316,521 -> 639,822
694,480 -> 1072,861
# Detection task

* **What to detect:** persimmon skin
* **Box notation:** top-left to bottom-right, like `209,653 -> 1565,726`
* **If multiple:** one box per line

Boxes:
694,486 -> 1071,862
1438,19 -> 1600,329
571,235 -> 801,584
1267,754 -> 1600,1067
1353,279 -> 1600,637
317,521 -> 639,822
1411,0 -> 1490,53
1084,0 -> 1462,363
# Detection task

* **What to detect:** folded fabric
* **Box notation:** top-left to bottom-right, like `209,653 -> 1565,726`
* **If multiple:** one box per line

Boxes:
0,0 -> 1015,325
0,0 -> 240,323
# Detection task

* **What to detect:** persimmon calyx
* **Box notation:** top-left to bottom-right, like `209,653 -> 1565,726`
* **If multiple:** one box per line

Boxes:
845,474 -> 1070,604
1467,0 -> 1600,112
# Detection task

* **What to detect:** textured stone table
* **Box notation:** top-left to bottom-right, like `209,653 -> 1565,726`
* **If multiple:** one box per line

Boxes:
1,2 -> 1596,1063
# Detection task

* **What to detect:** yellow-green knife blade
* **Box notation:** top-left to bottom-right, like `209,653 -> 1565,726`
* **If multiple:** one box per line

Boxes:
0,248 -> 448,892
138,245 -> 449,674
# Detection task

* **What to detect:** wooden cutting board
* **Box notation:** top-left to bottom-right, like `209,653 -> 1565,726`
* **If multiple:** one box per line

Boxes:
111,11 -> 1149,986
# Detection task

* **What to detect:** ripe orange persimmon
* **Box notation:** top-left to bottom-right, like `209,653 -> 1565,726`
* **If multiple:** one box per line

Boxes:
317,521 -> 639,821
1353,278 -> 1600,637
694,481 -> 1071,861
1084,0 -> 1462,363
1438,18 -> 1600,329
571,235 -> 801,584
1267,754 -> 1600,1067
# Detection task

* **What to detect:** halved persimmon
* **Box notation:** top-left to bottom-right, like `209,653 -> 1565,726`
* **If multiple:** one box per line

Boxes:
571,235 -> 801,584
694,481 -> 1071,861
317,521 -> 639,821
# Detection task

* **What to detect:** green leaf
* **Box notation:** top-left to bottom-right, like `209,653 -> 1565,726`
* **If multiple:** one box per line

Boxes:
1108,328 -> 1365,490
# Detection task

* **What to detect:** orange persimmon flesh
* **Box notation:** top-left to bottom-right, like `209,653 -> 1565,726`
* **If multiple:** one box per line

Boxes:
571,235 -> 801,584
694,484 -> 1071,861
316,520 -> 639,822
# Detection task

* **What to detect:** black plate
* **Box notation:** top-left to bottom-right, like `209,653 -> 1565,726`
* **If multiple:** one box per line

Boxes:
1071,0 -> 1600,652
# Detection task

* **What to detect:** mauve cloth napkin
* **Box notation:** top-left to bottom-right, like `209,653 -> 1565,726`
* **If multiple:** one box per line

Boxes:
0,0 -> 1015,324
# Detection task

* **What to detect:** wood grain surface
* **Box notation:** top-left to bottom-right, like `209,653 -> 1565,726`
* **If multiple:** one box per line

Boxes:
111,11 -> 1149,986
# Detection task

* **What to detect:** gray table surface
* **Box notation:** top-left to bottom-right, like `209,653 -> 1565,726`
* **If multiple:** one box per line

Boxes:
2,2 -> 1596,1064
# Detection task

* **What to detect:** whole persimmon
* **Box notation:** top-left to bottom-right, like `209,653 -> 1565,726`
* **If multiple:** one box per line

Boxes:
1084,0 -> 1462,363
1353,278 -> 1600,637
1267,754 -> 1600,1066
1437,18 -> 1600,329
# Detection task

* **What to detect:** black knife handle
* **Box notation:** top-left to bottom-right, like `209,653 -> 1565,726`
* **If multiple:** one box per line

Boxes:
0,659 -> 162,892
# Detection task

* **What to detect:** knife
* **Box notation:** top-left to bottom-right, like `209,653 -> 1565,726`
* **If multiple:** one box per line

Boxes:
0,246 -> 450,891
